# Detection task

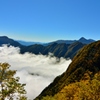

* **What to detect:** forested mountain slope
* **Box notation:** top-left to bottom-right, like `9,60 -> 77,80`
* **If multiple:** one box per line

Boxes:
35,40 -> 100,100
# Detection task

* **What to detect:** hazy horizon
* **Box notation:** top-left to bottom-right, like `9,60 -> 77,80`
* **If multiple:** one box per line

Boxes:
0,35 -> 97,43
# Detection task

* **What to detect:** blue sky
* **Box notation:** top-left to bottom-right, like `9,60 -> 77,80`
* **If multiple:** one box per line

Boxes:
0,0 -> 100,42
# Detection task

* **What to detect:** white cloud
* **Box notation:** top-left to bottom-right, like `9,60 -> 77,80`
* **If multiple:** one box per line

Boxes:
0,45 -> 71,99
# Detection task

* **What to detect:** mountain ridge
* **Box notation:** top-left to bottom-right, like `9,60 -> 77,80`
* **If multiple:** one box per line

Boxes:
0,36 -> 95,59
47,37 -> 95,46
16,37 -> 95,46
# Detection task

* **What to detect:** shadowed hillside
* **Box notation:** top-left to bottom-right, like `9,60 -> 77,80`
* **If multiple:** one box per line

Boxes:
21,42 -> 85,59
35,40 -> 100,100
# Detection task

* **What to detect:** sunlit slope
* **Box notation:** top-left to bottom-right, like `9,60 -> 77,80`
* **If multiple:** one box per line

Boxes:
35,40 -> 100,100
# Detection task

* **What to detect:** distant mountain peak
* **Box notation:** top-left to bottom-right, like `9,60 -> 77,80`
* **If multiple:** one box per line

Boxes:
79,37 -> 86,41
78,37 -> 95,44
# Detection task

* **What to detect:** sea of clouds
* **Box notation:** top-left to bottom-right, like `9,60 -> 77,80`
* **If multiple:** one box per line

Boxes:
0,45 -> 71,99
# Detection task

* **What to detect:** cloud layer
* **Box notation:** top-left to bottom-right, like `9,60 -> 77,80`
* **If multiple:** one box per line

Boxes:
0,45 -> 71,99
